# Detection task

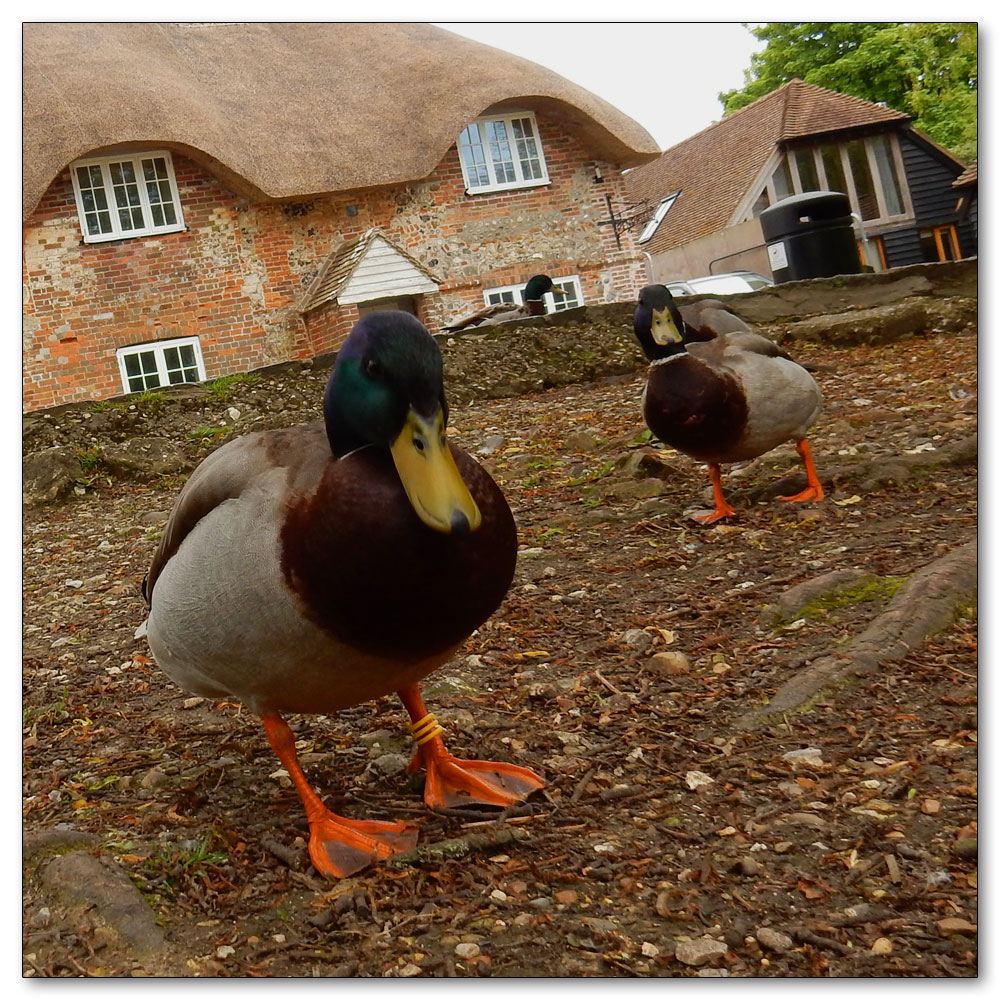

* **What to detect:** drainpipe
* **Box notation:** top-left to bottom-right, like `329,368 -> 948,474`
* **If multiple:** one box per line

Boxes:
641,251 -> 654,283
851,213 -> 872,269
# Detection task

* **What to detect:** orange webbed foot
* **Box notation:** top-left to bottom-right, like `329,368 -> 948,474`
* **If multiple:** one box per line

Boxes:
307,815 -> 418,880
694,463 -> 736,524
779,484 -> 824,504
409,739 -> 546,811
780,440 -> 825,505
262,712 -> 417,880
398,685 -> 545,812
692,503 -> 735,525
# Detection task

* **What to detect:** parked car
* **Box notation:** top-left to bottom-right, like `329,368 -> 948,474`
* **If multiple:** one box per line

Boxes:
665,271 -> 774,296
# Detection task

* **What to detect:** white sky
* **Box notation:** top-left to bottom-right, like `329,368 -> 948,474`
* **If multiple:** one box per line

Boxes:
438,21 -> 764,152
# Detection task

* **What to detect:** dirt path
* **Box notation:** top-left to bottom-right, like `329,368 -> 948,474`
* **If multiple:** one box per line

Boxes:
23,330 -> 977,978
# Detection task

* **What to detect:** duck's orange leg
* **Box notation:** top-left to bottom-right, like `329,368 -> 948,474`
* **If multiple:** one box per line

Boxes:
262,713 -> 417,879
692,463 -> 736,524
398,684 -> 545,811
779,439 -> 825,504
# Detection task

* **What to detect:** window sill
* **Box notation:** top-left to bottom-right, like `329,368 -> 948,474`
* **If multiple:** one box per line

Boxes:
80,225 -> 188,246
856,214 -> 916,236
464,179 -> 551,197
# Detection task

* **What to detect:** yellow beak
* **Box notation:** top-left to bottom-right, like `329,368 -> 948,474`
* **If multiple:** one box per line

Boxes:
650,305 -> 684,346
390,409 -> 482,534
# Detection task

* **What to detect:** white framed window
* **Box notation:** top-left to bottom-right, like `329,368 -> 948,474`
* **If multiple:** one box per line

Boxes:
483,275 -> 583,313
745,134 -> 912,226
116,337 -> 205,394
71,150 -> 185,243
457,112 -> 550,194
637,193 -> 679,243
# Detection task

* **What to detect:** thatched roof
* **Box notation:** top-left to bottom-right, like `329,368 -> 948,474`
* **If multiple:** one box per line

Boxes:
23,21 -> 661,219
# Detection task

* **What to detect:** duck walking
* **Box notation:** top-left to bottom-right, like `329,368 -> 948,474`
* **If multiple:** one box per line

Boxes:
633,284 -> 824,525
444,274 -> 564,331
142,311 -> 544,879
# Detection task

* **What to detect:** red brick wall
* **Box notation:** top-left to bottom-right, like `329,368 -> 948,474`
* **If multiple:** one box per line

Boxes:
22,116 -> 648,411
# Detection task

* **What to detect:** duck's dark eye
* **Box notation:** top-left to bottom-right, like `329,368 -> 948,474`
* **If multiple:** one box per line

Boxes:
364,357 -> 382,379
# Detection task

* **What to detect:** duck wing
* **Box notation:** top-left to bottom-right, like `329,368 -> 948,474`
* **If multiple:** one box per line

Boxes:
143,422 -> 328,604
689,331 -> 821,457
680,299 -> 752,341
689,329 -> 805,366
443,302 -> 515,332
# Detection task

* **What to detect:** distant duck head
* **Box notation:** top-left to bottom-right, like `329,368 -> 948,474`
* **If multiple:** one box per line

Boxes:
523,274 -> 557,302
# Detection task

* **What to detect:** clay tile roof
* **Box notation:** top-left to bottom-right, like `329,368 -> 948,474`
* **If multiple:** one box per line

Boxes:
953,161 -> 978,187
22,21 -> 660,220
624,79 -> 912,255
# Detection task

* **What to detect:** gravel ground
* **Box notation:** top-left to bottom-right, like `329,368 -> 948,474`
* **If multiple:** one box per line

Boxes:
23,325 -> 977,978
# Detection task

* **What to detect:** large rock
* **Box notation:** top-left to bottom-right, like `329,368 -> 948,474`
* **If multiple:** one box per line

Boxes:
777,298 -> 976,346
39,850 -> 170,968
23,446 -> 80,506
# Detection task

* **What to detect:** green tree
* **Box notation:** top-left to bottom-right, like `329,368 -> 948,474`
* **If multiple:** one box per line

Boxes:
720,22 -> 977,162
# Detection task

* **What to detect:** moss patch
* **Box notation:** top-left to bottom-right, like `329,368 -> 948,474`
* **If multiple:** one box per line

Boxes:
795,575 -> 908,621
203,373 -> 262,401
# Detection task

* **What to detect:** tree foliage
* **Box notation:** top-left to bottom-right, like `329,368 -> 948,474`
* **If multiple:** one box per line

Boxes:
720,23 -> 977,162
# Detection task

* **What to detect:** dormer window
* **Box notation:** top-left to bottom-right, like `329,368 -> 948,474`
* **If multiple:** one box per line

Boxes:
457,112 -> 550,194
70,150 -> 185,243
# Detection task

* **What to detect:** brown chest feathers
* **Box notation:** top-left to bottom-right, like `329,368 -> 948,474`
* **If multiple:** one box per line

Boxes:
280,446 -> 517,661
643,356 -> 749,462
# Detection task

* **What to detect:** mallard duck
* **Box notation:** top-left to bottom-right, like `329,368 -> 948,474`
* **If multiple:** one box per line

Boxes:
675,296 -> 824,373
142,311 -> 544,879
444,274 -> 564,331
633,284 -> 824,525
675,297 -> 754,342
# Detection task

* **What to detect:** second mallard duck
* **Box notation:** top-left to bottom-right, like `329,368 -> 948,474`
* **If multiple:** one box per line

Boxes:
633,284 -> 824,524
444,274 -> 564,331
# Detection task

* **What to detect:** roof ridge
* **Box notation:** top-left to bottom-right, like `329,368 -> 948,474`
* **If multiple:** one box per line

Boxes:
651,79 -> 799,157
778,79 -> 799,139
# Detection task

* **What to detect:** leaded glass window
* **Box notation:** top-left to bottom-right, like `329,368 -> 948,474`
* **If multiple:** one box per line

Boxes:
70,151 -> 185,243
117,337 -> 205,395
457,112 -> 550,193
